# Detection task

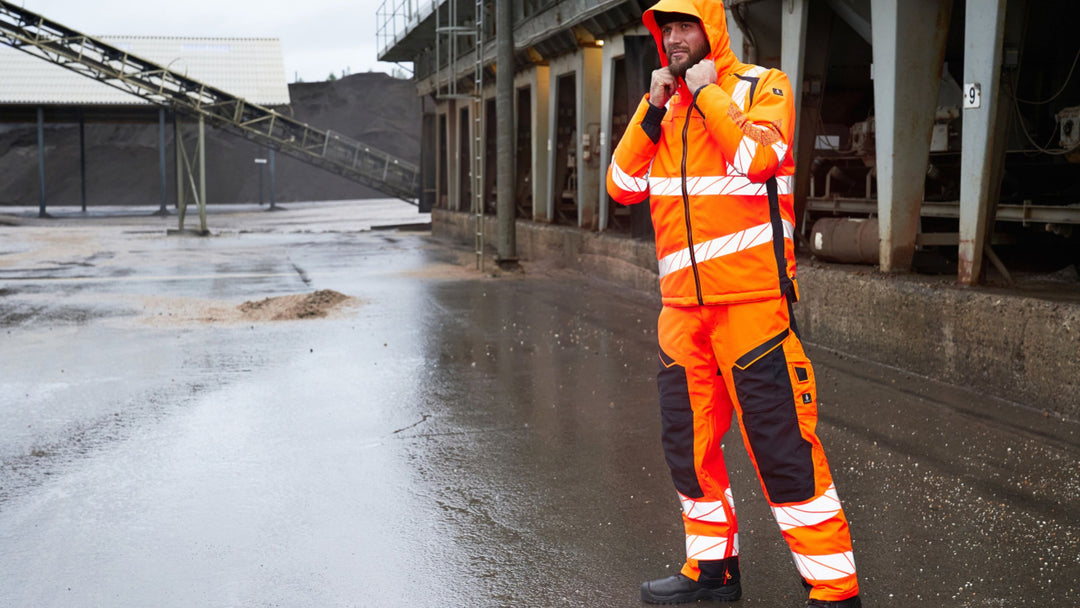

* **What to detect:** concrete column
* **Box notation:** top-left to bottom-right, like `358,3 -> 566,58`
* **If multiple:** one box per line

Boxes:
532,66 -> 550,221
545,66 -> 562,223
578,46 -> 603,230
435,107 -> 445,209
780,0 -> 809,111
958,0 -> 1007,285
495,0 -> 516,262
446,99 -> 460,212
727,9 -> 747,63
420,102 -> 437,213
783,0 -> 830,234
598,35 -> 624,232
870,0 -> 953,272
544,65 -> 570,225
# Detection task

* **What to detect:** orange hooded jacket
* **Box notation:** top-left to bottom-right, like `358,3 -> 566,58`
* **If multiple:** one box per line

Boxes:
606,0 -> 798,307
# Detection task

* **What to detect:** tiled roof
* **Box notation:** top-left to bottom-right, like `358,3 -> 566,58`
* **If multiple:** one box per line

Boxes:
0,36 -> 290,106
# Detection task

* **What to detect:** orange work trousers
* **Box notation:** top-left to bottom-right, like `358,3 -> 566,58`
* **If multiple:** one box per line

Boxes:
656,297 -> 859,602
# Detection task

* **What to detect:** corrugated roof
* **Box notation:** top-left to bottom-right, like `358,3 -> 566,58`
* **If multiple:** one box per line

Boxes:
0,36 -> 290,106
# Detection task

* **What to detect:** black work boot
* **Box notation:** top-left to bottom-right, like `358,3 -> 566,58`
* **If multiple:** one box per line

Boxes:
640,573 -> 742,604
807,595 -> 862,607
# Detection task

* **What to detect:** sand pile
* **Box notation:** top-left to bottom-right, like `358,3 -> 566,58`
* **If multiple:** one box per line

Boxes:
238,289 -> 351,321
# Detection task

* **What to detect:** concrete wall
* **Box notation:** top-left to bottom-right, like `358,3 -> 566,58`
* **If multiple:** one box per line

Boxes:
434,208 -> 1080,422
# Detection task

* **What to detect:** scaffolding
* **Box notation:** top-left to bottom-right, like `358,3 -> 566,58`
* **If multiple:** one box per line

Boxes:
436,0 -> 485,270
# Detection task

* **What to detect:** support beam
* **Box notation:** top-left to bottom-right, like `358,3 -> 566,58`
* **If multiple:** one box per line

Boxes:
578,46 -> 603,230
780,0 -> 810,112
158,108 -> 167,215
420,96 -> 437,213
532,67 -> 550,222
446,100 -> 459,212
79,108 -> 87,212
598,35 -> 621,232
958,0 -> 1008,285
545,68 -> 561,223
870,0 -> 953,272
197,114 -> 208,233
174,114 -> 183,213
825,0 -> 872,44
269,148 -> 277,210
37,106 -> 46,218
495,0 -> 517,264
782,0 -> 830,237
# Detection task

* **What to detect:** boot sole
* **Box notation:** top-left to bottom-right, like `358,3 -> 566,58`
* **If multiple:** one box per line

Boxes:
640,584 -> 742,604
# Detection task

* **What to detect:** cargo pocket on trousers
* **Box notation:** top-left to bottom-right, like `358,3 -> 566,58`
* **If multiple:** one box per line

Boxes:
732,332 -> 815,504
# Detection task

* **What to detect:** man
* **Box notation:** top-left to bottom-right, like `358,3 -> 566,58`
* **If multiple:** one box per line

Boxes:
605,1 -> 862,606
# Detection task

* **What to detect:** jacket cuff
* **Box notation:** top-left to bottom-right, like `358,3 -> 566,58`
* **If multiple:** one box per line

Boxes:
640,102 -> 666,144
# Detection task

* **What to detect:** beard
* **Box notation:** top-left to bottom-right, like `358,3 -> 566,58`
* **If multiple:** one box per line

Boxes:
666,44 -> 709,78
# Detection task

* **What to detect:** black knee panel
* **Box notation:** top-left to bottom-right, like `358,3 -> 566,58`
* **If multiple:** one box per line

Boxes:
732,331 -> 815,504
657,348 -> 704,499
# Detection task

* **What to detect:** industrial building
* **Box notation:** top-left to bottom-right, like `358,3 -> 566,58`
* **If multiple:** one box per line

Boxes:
0,2 -> 420,232
377,0 -> 1080,286
0,35 -> 292,220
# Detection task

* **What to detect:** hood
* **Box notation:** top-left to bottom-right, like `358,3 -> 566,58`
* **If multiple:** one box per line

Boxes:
643,0 -> 741,87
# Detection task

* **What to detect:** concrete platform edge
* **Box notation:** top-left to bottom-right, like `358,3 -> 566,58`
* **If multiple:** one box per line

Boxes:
433,208 -> 1080,421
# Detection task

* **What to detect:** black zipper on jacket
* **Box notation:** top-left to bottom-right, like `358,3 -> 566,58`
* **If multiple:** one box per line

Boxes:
680,100 -> 704,306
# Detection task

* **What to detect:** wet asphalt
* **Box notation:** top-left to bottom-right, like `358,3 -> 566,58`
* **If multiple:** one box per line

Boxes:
0,200 -> 1077,608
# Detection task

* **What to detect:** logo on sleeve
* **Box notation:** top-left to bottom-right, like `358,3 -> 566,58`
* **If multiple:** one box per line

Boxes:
772,87 -> 784,96
802,393 -> 812,404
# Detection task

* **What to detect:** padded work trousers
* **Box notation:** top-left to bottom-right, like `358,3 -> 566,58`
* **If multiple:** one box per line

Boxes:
656,298 -> 859,602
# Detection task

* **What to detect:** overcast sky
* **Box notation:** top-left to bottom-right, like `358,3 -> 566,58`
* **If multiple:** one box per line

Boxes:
19,0 -> 410,82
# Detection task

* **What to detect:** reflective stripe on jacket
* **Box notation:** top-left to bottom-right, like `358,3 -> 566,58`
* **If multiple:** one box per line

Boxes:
606,0 -> 798,307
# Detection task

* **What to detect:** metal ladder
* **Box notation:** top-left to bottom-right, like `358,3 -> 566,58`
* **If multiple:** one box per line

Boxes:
436,0 -> 485,270
0,1 -> 420,203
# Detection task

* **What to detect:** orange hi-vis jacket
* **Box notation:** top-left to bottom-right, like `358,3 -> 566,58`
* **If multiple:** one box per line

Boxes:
606,0 -> 798,307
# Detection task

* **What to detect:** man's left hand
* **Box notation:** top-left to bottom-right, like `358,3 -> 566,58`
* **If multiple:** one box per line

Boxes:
685,59 -> 717,95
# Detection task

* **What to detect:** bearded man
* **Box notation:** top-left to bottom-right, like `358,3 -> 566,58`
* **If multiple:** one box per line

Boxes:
606,1 -> 863,606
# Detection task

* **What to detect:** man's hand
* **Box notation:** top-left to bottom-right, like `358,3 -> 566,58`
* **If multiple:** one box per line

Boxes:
649,67 -> 676,108
685,59 -> 716,95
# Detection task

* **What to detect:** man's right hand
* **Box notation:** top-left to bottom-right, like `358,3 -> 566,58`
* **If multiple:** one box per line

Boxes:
649,67 -> 675,109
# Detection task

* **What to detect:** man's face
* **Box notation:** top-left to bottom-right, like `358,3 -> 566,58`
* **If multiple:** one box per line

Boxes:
661,19 -> 710,78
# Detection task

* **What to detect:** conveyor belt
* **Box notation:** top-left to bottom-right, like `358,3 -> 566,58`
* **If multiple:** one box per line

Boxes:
0,1 -> 419,202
